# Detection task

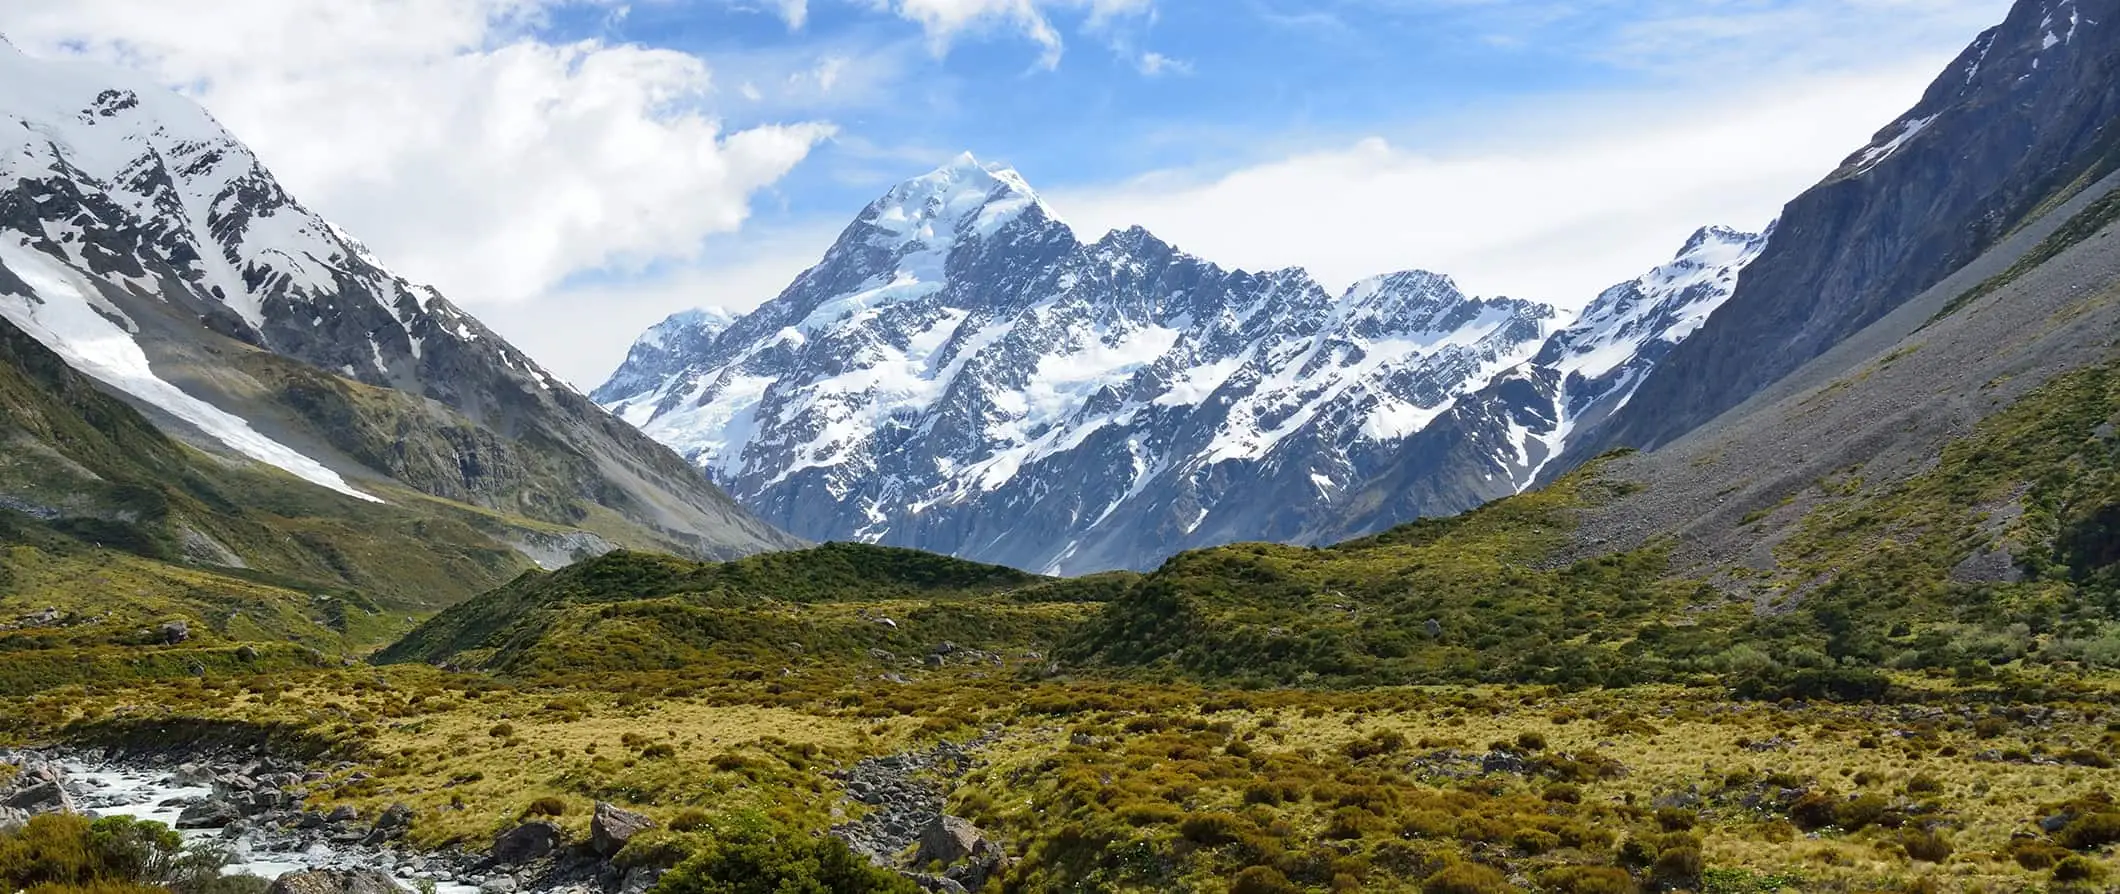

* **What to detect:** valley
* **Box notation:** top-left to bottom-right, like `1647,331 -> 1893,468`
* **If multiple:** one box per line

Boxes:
0,0 -> 2117,892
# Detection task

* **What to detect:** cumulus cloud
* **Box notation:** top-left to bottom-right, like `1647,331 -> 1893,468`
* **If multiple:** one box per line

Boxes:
5,0 -> 836,306
1048,62 -> 1957,308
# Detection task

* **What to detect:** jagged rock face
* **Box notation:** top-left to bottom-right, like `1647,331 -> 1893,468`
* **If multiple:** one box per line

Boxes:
1570,0 -> 2120,460
598,155 -> 1560,573
0,41 -> 796,560
1314,226 -> 1768,542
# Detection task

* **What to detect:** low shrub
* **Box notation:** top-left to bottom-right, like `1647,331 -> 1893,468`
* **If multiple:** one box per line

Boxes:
2053,855 -> 2107,883
1423,862 -> 1512,894
652,817 -> 918,894
2060,813 -> 2120,850
1900,829 -> 1954,863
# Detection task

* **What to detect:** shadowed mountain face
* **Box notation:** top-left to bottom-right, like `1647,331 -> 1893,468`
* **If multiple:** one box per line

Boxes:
0,40 -> 798,572
1563,0 -> 2120,464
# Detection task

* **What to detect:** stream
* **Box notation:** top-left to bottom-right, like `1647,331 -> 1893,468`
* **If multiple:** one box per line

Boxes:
54,759 -> 482,894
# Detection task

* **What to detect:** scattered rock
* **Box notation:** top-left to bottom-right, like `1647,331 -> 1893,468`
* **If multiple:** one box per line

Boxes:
617,866 -> 661,894
364,803 -> 415,845
590,802 -> 654,857
901,873 -> 968,894
491,821 -> 563,865
478,877 -> 518,894
160,620 -> 191,644
267,869 -> 407,894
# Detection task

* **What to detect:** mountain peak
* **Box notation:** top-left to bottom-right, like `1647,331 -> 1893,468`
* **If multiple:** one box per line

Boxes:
860,152 -> 1055,247
1679,225 -> 1755,256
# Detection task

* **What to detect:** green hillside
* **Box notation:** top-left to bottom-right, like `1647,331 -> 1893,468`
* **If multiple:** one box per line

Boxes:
374,543 -> 1119,675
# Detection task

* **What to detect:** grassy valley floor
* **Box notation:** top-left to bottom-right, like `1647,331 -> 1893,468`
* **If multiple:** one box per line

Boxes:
4,662 -> 2119,893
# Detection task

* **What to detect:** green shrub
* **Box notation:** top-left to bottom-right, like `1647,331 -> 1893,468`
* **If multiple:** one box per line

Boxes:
488,722 -> 514,738
1536,866 -> 1639,894
0,814 -> 192,890
1788,792 -> 1839,830
650,817 -> 918,894
1837,793 -> 1890,831
669,809 -> 715,833
523,797 -> 567,818
1422,862 -> 1513,894
2054,855 -> 2107,883
1651,847 -> 1703,885
1179,813 -> 1246,846
2060,813 -> 2120,850
1229,866 -> 1302,894
1653,808 -> 1695,831
1900,829 -> 1953,863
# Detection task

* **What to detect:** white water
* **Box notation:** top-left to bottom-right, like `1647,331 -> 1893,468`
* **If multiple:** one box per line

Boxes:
60,762 -> 479,894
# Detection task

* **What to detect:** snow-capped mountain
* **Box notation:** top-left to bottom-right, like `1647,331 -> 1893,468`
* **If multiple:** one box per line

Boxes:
600,154 -> 1601,573
0,38 -> 794,562
1310,225 -> 1767,542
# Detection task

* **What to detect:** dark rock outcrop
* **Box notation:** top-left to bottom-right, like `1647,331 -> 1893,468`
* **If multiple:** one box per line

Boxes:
1566,0 -> 2120,463
491,821 -> 563,866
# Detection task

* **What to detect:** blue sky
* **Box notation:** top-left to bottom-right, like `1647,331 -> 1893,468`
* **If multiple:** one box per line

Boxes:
9,0 -> 2014,384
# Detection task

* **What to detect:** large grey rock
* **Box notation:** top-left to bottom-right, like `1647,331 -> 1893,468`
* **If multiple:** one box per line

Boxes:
160,620 -> 190,644
177,799 -> 242,829
5,780 -> 74,815
913,815 -> 1007,890
491,821 -> 562,865
590,802 -> 654,857
266,869 -> 406,894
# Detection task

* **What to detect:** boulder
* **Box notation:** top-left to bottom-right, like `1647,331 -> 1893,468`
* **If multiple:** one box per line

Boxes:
478,878 -> 518,894
491,821 -> 563,865
591,802 -> 654,857
363,803 -> 415,845
266,869 -> 407,894
5,780 -> 74,815
913,816 -> 987,866
160,620 -> 190,644
177,800 -> 242,829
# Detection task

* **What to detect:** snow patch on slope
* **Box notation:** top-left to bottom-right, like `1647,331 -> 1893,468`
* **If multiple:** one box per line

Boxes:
0,240 -> 380,502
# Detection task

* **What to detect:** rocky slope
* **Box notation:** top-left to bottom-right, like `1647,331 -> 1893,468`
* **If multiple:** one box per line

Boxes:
1316,226 -> 1768,541
0,38 -> 797,572
1563,0 -> 2120,463
599,157 -> 1764,573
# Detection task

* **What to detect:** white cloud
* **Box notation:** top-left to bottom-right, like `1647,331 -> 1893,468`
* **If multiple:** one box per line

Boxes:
4,0 -> 835,307
1048,61 -> 1956,308
481,220 -> 846,387
874,0 -> 1154,67
772,0 -> 811,30
1137,51 -> 1190,76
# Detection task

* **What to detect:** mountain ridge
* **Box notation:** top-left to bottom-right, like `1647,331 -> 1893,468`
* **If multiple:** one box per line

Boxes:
0,39 -> 798,585
599,156 -> 1760,573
